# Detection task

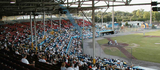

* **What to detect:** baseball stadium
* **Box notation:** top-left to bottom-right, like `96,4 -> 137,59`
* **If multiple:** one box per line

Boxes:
0,0 -> 160,70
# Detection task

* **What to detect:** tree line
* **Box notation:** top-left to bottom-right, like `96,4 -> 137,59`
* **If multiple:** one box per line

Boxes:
79,9 -> 160,23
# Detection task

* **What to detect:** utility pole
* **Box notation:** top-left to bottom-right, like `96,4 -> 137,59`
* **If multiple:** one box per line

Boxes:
150,0 -> 152,26
112,2 -> 114,31
92,0 -> 96,64
82,14 -> 84,53
101,12 -> 103,31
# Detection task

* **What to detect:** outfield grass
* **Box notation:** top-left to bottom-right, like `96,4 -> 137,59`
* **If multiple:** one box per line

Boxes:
97,30 -> 160,63
136,30 -> 160,36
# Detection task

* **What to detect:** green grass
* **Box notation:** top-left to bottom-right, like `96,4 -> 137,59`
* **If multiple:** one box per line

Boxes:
97,30 -> 160,63
136,30 -> 160,36
97,38 -> 126,58
97,39 -> 109,45
104,47 -> 127,58
125,28 -> 138,31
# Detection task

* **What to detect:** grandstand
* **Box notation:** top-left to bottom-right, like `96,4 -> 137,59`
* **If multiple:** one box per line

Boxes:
1,0 -> 160,70
1,16 -> 121,70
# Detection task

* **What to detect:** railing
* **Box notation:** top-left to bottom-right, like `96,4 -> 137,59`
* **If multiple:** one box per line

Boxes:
66,36 -> 72,53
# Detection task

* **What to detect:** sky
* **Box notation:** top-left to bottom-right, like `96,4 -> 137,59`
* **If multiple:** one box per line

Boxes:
73,0 -> 160,13
106,0 -> 159,12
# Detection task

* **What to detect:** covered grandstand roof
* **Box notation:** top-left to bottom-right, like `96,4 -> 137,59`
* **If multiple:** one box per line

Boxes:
0,0 -> 133,17
1,0 -> 159,20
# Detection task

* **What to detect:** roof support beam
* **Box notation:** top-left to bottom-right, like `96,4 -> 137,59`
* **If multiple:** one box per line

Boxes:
70,2 -> 160,8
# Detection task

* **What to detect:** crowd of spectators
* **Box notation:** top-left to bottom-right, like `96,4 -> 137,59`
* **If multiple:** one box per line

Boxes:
0,19 -> 135,70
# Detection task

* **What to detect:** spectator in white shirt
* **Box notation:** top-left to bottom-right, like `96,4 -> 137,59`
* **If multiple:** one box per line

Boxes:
92,65 -> 97,70
21,54 -> 34,66
15,49 -> 21,55
21,54 -> 29,64
39,56 -> 49,64
39,56 -> 47,63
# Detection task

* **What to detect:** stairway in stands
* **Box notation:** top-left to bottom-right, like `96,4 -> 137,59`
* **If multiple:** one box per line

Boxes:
59,4 -> 82,36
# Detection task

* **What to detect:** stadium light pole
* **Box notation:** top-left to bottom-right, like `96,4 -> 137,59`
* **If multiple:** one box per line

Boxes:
92,0 -> 96,64
112,2 -> 115,31
30,12 -> 33,43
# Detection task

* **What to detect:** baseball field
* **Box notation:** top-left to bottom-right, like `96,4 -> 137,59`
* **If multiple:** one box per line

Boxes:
97,30 -> 160,63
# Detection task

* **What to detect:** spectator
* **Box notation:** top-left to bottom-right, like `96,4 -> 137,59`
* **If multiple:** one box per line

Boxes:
52,59 -> 57,65
66,63 -> 74,70
61,62 -> 66,70
39,56 -> 48,63
21,54 -> 34,66
74,62 -> 79,70
15,49 -> 21,55
0,20 -> 131,70
92,65 -> 97,70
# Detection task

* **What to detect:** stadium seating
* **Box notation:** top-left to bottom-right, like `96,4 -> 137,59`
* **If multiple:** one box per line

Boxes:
0,18 -> 136,70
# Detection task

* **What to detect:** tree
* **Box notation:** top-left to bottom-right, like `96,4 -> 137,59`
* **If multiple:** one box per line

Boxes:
103,15 -> 112,22
152,11 -> 160,22
132,10 -> 137,18
79,9 -> 160,23
143,11 -> 150,20
125,22 -> 129,26
136,9 -> 144,18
